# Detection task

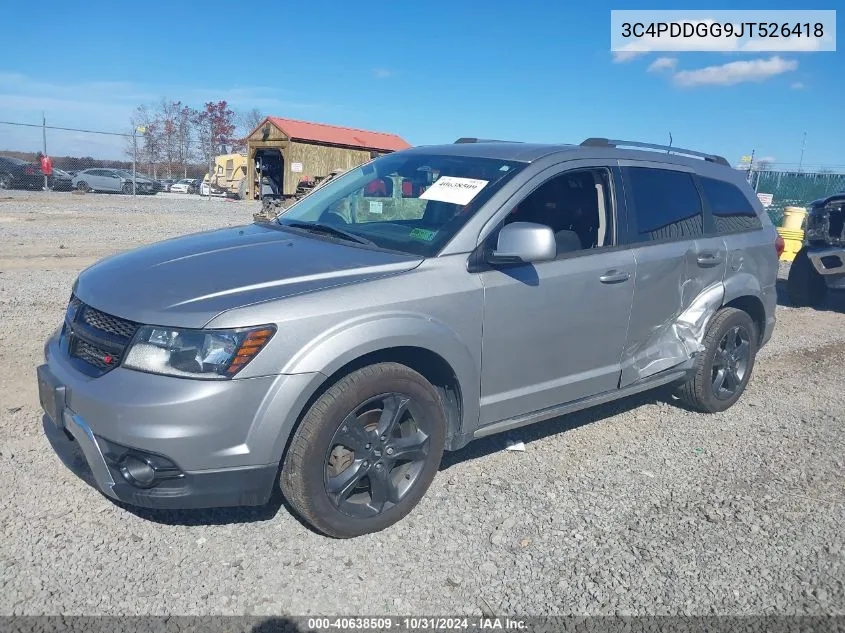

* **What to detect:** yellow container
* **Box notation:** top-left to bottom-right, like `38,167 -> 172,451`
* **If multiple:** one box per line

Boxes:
776,226 -> 804,262
782,206 -> 807,231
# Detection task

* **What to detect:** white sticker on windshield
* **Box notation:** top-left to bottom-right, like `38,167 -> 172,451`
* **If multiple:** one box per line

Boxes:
369,200 -> 383,214
419,176 -> 489,206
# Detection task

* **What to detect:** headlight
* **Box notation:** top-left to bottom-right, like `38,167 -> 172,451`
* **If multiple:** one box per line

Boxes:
123,325 -> 275,379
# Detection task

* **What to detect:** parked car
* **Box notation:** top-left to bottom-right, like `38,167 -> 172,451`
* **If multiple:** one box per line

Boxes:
200,181 -> 226,197
72,168 -> 157,194
169,178 -> 197,194
38,137 -> 779,538
0,156 -> 45,190
157,178 -> 176,192
787,192 -> 845,307
50,168 -> 75,192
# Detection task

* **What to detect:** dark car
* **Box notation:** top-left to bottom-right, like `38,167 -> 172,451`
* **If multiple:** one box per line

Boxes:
787,192 -> 845,307
0,156 -> 45,190
51,168 -> 74,192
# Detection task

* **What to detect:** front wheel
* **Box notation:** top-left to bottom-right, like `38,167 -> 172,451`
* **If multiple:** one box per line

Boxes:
121,182 -> 133,195
676,307 -> 758,413
281,363 -> 446,538
76,181 -> 89,192
0,173 -> 12,189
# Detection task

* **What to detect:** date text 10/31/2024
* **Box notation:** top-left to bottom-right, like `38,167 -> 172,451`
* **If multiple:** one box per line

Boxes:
307,617 -> 528,630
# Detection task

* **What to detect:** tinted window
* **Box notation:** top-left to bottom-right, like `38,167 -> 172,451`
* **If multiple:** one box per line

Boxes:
503,168 -> 614,255
700,176 -> 762,234
627,168 -> 703,241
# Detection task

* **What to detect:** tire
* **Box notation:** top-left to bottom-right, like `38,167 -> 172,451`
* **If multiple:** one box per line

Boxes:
281,363 -> 446,538
676,307 -> 758,413
121,182 -> 133,195
0,173 -> 12,190
76,181 -> 89,192
787,247 -> 827,308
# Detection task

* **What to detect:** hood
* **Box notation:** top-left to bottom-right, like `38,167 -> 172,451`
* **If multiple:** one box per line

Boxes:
74,223 -> 423,328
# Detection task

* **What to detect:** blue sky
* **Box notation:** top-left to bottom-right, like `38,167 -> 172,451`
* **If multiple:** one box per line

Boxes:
1,0 -> 842,169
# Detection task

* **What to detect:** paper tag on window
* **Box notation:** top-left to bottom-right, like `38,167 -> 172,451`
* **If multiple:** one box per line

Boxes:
369,200 -> 383,214
419,176 -> 488,206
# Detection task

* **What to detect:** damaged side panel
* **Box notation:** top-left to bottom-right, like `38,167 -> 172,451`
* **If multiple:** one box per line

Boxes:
620,237 -> 728,387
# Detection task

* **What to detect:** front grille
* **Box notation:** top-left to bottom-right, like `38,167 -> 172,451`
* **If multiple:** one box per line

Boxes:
81,305 -> 138,339
64,297 -> 138,376
73,338 -> 120,371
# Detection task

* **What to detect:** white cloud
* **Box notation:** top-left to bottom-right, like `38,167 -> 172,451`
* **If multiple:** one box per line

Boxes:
612,50 -> 647,63
673,56 -> 798,87
741,35 -> 822,52
791,81 -> 805,89
648,57 -> 678,73
372,68 -> 394,79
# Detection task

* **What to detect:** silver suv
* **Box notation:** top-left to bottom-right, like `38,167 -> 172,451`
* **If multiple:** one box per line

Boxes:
37,138 -> 779,538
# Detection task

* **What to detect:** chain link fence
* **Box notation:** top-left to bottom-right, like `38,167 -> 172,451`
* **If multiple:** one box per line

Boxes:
750,170 -> 845,225
0,120 -> 207,195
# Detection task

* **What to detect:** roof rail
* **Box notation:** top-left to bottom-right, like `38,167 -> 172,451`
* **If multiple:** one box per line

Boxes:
580,137 -> 730,166
454,137 -> 519,144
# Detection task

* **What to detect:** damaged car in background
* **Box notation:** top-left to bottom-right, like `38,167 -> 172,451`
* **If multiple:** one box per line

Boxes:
787,192 -> 845,307
37,137 -> 779,538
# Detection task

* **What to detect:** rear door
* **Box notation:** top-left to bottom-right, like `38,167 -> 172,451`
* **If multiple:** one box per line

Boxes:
619,163 -> 727,386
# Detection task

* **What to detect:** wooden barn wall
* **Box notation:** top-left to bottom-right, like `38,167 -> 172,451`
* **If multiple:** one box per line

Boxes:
284,142 -> 373,196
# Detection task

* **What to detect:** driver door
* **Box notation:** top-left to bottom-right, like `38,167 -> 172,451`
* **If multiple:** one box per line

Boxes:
477,162 -> 636,426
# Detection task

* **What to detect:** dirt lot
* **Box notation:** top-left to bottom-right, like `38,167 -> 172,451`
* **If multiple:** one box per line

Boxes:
1,191 -> 843,616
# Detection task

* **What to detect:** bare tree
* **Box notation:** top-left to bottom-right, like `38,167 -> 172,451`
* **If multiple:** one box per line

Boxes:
175,104 -> 194,178
129,105 -> 163,178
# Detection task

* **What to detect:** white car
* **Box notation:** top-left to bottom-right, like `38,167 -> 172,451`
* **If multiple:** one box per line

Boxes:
169,179 -> 196,194
200,181 -> 226,197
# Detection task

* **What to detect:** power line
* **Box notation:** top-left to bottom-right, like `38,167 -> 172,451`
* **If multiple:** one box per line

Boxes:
0,120 -> 130,138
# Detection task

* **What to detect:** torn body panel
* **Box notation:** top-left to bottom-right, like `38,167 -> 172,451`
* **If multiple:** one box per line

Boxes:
620,282 -> 724,386
620,237 -> 728,387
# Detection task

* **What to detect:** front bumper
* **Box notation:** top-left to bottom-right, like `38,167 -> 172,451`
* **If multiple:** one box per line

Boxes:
807,246 -> 845,280
38,333 -> 322,509
42,411 -> 277,509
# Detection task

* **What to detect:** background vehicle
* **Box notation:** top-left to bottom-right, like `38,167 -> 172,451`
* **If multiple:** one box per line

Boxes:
38,138 -> 778,539
199,180 -> 226,197
157,178 -> 176,192
205,153 -> 248,199
787,192 -> 845,307
169,178 -> 197,194
50,168 -> 74,191
0,156 -> 45,189
72,168 -> 157,194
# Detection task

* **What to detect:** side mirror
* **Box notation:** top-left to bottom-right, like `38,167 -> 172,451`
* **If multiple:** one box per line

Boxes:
488,222 -> 556,264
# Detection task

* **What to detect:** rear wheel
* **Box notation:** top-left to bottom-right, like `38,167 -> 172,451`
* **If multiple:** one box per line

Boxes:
676,307 -> 758,413
281,363 -> 446,538
787,247 -> 827,308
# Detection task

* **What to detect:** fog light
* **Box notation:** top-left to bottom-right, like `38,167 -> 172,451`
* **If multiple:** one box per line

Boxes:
120,455 -> 156,487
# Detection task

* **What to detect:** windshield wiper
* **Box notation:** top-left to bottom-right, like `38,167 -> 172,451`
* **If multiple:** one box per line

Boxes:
283,221 -> 376,246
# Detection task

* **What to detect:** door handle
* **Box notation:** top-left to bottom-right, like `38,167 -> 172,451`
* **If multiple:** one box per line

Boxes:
599,270 -> 631,284
697,252 -> 723,267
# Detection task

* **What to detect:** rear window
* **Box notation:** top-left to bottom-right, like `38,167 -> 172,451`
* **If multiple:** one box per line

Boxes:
700,176 -> 762,234
627,167 -> 703,241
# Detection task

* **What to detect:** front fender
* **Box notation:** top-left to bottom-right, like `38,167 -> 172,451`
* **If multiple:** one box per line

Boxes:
266,312 -> 480,453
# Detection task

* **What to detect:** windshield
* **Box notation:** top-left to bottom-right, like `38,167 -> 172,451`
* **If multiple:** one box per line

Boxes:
275,152 -> 525,256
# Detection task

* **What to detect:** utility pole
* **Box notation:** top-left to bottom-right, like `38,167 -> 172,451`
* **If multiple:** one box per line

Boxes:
42,112 -> 48,191
133,125 -> 145,196
798,131 -> 806,172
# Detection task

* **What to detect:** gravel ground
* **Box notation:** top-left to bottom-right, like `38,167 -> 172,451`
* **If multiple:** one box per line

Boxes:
1,190 -> 843,616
